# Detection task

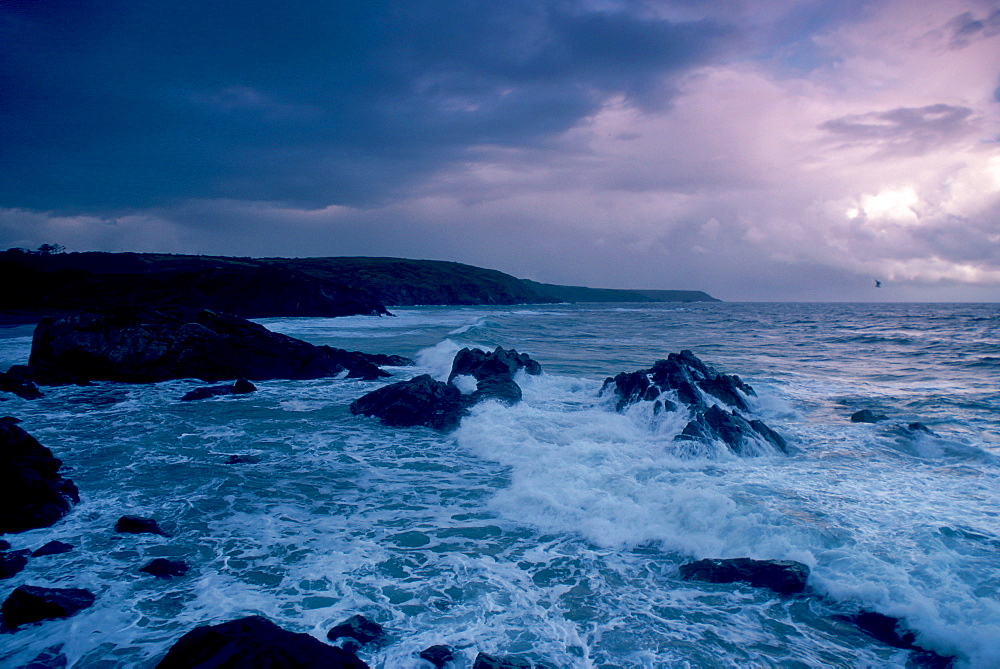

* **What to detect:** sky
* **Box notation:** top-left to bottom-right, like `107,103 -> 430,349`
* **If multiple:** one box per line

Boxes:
2,0 -> 999,301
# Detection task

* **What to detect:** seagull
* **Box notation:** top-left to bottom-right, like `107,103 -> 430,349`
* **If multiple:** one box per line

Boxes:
874,280 -> 882,288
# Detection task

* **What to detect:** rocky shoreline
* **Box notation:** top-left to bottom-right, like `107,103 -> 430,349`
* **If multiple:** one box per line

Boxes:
0,310 -> 953,667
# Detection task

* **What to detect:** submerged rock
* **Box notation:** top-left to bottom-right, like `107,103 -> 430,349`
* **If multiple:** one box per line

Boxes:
25,307 -> 397,385
851,409 -> 887,423
157,615 -> 368,668
0,549 -> 30,578
0,417 -> 80,534
473,652 -> 536,668
139,558 -> 189,579
326,614 -> 386,646
602,351 -> 786,455
679,557 -> 810,595
419,644 -> 455,667
1,585 -> 95,629
181,378 -> 257,401
32,540 -> 74,557
115,515 -> 168,536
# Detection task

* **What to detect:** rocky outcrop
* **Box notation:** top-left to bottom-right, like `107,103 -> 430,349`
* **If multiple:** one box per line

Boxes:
0,549 -> 30,578
351,347 -> 542,429
678,558 -> 809,595
24,307 -> 399,385
0,417 -> 79,534
601,351 -> 787,455
851,409 -> 887,423
1,585 -> 95,629
139,558 -> 189,578
326,614 -> 386,646
31,540 -> 73,557
420,645 -> 455,667
181,378 -> 257,401
157,615 -> 369,668
473,652 -> 537,668
0,367 -> 42,399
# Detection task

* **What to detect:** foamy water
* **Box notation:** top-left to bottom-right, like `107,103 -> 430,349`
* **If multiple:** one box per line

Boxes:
1,303 -> 998,667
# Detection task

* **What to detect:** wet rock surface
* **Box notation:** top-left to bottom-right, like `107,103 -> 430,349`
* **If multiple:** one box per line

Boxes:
115,515 -> 168,536
1,585 -> 95,629
602,350 -> 787,455
0,417 -> 79,534
181,378 -> 257,401
25,307 -> 397,385
679,557 -> 810,595
157,615 -> 369,668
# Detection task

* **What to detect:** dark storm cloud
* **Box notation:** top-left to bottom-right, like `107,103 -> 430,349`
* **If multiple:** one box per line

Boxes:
946,7 -> 1000,48
0,0 -> 731,212
819,104 -> 976,155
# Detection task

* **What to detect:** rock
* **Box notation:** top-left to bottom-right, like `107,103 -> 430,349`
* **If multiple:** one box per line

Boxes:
851,409 -> 887,423
23,645 -> 67,668
25,307 -> 394,385
32,540 -> 74,557
602,351 -> 786,456
469,375 -> 523,406
678,557 -> 809,595
419,644 -> 455,667
0,549 -> 30,578
139,558 -> 189,578
473,652 -> 535,668
350,374 -> 466,430
0,540 -> 9,550
0,367 -> 42,399
449,347 -> 542,382
115,515 -> 168,536
907,422 -> 935,435
1,585 -> 95,629
326,614 -> 386,646
181,378 -> 257,401
0,417 -> 80,533
837,610 -> 917,649
157,614 -> 369,668
225,454 -> 261,465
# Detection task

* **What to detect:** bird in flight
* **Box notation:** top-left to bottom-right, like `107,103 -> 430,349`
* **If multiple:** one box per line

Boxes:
875,280 -> 882,288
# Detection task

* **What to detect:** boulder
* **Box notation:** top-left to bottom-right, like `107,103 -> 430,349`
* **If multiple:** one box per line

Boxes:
157,615 -> 369,668
225,454 -> 261,465
473,653 -> 535,668
0,367 -> 42,399
836,610 -> 917,649
326,614 -> 386,645
25,307 -> 394,385
602,351 -> 787,456
140,558 -> 189,579
0,549 -> 30,578
1,585 -> 95,629
115,515 -> 168,536
181,378 -> 257,401
32,540 -> 73,557
851,409 -> 887,423
678,557 -> 809,595
419,645 -> 455,668
0,417 -> 80,533
350,375 -> 466,430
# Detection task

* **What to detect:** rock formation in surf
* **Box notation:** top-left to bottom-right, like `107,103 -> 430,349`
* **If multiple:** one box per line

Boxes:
22,307 -> 411,385
602,350 -> 787,455
0,417 -> 79,534
350,346 -> 542,429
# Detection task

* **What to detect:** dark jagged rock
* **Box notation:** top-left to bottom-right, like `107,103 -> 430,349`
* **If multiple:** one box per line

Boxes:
1,585 -> 95,629
139,558 -> 189,578
115,515 -> 168,536
449,347 -> 542,382
0,367 -> 42,399
0,549 -> 30,578
157,615 -> 369,668
470,375 -> 523,406
326,614 -> 386,646
473,652 -> 535,668
678,558 -> 810,595
25,307 -> 393,385
350,374 -> 466,430
419,644 -> 455,667
851,409 -> 887,423
181,378 -> 257,401
0,540 -> 9,550
836,610 -> 918,649
32,540 -> 74,557
602,351 -> 786,455
0,417 -> 80,533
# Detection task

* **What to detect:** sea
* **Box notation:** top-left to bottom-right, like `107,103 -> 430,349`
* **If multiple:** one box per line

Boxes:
0,302 -> 998,668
